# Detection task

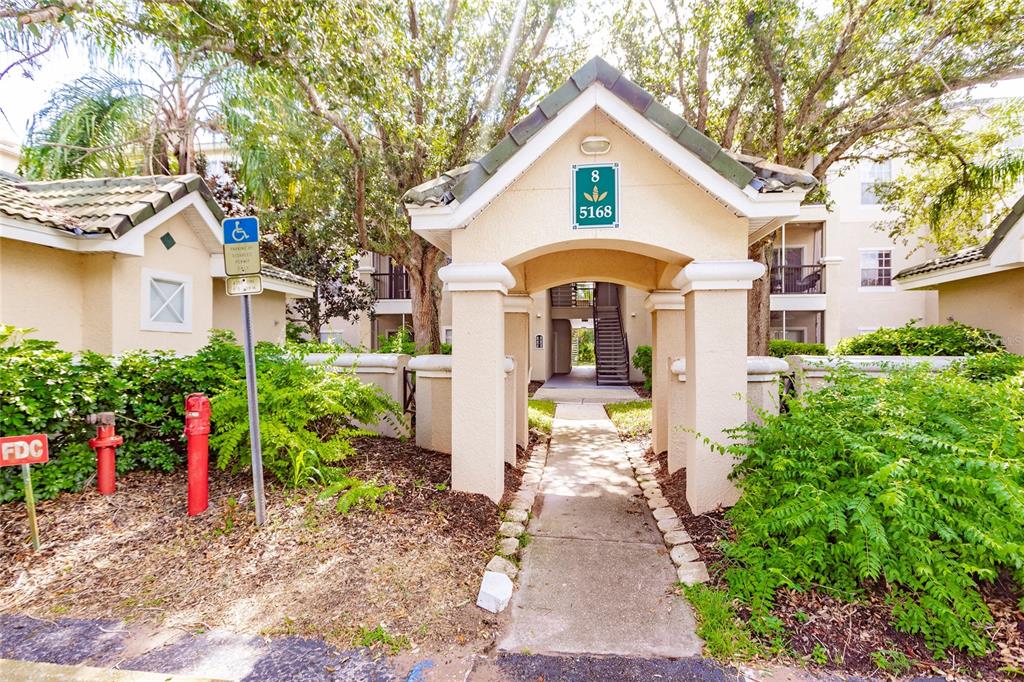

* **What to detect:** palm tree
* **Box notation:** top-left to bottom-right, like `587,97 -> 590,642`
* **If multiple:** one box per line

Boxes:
20,47 -> 225,179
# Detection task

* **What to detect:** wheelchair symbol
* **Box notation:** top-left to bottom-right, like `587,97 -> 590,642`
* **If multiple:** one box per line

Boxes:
231,221 -> 250,242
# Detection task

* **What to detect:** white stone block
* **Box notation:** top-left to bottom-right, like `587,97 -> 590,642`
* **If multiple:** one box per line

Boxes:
486,555 -> 519,579
657,517 -> 683,533
648,496 -> 669,509
498,537 -> 520,556
676,562 -> 710,585
663,529 -> 692,546
498,521 -> 525,537
504,509 -> 528,524
670,543 -> 700,565
653,506 -> 677,521
477,571 -> 514,613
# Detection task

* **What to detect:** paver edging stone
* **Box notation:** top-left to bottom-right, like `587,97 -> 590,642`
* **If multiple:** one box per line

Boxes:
476,434 -> 551,613
620,444 -> 711,587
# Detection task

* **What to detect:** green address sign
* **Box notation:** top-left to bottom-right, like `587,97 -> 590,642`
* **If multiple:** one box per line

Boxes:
572,163 -> 619,229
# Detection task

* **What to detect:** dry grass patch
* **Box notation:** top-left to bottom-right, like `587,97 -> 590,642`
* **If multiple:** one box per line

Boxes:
0,437 -> 500,654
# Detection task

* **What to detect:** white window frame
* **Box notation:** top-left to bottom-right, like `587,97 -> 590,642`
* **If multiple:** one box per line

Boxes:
141,267 -> 193,333
442,326 -> 453,345
860,160 -> 892,205
858,248 -> 894,291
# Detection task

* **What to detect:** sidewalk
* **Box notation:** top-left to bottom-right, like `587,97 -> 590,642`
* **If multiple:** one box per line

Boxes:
497,403 -> 701,657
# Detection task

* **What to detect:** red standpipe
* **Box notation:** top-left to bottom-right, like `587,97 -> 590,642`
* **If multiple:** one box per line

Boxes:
184,393 -> 211,516
87,413 -> 123,495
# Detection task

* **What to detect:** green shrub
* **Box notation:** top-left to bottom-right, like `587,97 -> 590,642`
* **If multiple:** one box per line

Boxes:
211,349 -> 401,491
632,345 -> 652,390
952,352 -> 1024,382
832,321 -> 1003,356
376,326 -> 451,355
717,365 -> 1024,656
575,328 -> 595,365
768,339 -> 826,358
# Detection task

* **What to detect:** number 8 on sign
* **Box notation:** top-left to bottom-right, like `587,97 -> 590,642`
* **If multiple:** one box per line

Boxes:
572,163 -> 619,230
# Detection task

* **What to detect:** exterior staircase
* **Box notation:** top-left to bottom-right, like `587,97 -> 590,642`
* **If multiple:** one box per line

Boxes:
593,284 -> 630,385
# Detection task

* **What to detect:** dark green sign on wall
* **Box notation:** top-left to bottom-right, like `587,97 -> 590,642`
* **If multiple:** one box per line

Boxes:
572,163 -> 619,229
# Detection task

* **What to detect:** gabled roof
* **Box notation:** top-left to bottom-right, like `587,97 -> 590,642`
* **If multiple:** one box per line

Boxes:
403,57 -> 817,209
1,172 -> 224,238
895,193 -> 1024,280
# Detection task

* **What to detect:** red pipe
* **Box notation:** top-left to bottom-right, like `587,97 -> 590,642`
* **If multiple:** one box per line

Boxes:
184,393 -> 211,516
87,413 -> 123,495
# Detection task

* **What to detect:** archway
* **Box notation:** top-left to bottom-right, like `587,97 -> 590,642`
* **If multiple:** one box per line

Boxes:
403,58 -> 811,512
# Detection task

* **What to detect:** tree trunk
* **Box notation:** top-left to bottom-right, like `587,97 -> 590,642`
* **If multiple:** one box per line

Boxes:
402,236 -> 443,353
747,238 -> 772,355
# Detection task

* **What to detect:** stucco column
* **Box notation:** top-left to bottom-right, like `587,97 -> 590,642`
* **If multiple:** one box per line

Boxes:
356,261 -> 376,349
440,262 -> 516,502
668,358 -> 687,473
644,291 -> 686,455
504,295 -> 532,448
407,355 -> 452,454
673,260 -> 765,514
820,256 -> 843,349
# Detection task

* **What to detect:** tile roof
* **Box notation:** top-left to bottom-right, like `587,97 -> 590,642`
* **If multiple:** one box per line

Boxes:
0,171 -> 71,228
403,57 -> 818,208
262,262 -> 316,288
10,173 -> 224,237
895,192 -> 1024,279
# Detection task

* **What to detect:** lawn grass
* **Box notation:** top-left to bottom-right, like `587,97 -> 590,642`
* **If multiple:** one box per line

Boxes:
681,584 -> 760,661
604,399 -> 652,438
528,399 -> 556,434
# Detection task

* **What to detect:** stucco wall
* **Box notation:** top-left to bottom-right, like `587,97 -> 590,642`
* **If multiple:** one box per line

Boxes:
108,213 -> 214,354
529,290 -> 553,381
823,162 -> 938,338
0,238 -> 86,350
937,268 -> 1024,354
453,109 -> 747,279
212,286 -> 288,344
622,285 -> 652,382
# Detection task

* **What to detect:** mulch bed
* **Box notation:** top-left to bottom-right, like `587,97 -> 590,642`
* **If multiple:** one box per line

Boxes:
630,383 -> 651,399
527,380 -> 545,397
0,437 -> 503,655
620,434 -> 1024,680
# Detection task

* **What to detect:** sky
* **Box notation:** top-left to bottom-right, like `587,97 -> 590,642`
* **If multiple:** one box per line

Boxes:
2,22 -> 1023,147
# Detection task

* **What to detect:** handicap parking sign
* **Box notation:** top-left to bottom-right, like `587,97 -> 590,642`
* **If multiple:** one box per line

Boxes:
222,216 -> 261,276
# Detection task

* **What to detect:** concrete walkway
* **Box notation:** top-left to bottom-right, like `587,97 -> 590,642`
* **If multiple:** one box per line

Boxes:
532,367 -> 638,404
498,403 -> 701,658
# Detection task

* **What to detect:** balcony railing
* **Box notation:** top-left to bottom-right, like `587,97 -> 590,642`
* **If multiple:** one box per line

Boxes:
550,282 -> 595,307
770,265 -> 824,294
372,271 -> 411,299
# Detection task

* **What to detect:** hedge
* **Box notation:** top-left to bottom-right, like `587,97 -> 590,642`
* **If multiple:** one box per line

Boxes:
832,321 -> 1003,356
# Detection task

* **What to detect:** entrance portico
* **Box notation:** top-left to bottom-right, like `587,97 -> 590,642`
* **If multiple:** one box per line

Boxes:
404,57 -> 814,512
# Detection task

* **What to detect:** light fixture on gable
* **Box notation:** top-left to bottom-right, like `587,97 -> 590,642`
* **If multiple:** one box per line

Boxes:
580,135 -> 611,155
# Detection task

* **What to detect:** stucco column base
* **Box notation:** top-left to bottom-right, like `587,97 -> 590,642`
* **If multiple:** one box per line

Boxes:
504,295 -> 532,449
746,357 -> 789,423
408,355 -> 452,454
442,262 -> 515,503
674,260 -> 764,515
645,291 -> 685,456
820,256 -> 843,348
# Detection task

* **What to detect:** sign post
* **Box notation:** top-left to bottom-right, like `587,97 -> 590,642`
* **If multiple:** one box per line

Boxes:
1,434 -> 49,550
222,216 -> 266,526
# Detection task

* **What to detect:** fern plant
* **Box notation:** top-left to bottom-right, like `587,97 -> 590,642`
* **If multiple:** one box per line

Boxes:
717,365 -> 1024,656
211,355 -> 401,496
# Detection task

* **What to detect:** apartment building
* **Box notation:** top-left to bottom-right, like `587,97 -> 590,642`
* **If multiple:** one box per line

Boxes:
325,155 -> 940,375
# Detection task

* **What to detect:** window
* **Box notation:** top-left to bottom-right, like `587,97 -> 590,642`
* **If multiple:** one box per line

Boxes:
443,327 -> 453,345
859,249 -> 893,288
141,268 -> 192,332
860,160 -> 891,204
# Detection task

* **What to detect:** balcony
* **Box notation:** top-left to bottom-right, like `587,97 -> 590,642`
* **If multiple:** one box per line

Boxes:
770,264 -> 824,294
372,271 -> 410,299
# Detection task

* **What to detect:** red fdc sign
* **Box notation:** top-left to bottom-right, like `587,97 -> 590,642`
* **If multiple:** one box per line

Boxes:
0,434 -> 49,467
